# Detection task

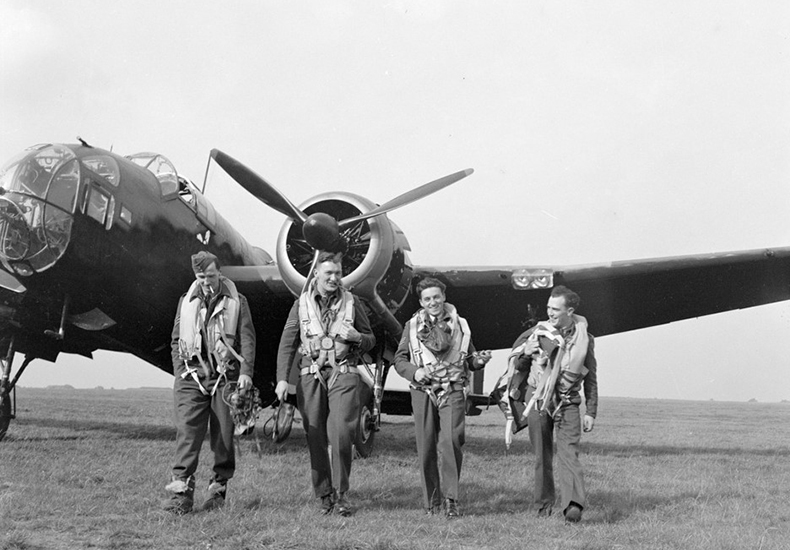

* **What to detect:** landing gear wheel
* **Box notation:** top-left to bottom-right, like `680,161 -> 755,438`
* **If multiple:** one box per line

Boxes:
0,391 -> 11,442
353,400 -> 375,458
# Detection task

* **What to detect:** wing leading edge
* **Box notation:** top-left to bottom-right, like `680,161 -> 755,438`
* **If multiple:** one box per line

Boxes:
415,246 -> 790,349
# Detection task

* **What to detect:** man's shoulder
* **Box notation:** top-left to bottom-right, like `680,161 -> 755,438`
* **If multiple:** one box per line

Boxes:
175,291 -> 190,308
342,288 -> 359,301
515,325 -> 537,340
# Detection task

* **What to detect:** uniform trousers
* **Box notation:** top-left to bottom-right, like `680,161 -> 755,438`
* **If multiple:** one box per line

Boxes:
297,370 -> 360,498
171,374 -> 235,483
525,385 -> 586,513
410,388 -> 466,508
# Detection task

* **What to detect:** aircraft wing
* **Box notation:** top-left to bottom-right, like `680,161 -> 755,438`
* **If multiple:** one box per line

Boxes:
414,246 -> 790,349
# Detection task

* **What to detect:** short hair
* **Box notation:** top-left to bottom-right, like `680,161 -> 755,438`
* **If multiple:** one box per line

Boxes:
416,277 -> 446,296
316,251 -> 343,266
550,285 -> 580,310
191,251 -> 220,273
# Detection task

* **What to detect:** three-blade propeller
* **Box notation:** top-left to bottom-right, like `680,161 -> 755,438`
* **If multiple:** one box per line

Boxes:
210,148 -> 473,252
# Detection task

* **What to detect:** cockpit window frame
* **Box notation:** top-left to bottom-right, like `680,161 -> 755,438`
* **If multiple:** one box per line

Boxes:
85,185 -> 111,226
125,152 -> 180,198
82,155 -> 120,187
0,145 -> 77,200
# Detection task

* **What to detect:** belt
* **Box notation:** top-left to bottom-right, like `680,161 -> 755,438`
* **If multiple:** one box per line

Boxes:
300,362 -> 359,390
411,381 -> 465,393
300,364 -> 359,377
412,381 -> 466,408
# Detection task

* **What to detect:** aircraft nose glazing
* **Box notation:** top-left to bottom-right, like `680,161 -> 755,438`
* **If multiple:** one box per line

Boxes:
0,145 -> 80,274
0,197 -> 31,262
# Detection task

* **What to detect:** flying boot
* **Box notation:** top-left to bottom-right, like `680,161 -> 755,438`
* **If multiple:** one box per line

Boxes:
162,476 -> 195,514
200,479 -> 227,511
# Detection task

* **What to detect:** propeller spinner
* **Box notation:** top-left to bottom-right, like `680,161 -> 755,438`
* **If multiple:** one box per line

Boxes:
211,148 -> 473,254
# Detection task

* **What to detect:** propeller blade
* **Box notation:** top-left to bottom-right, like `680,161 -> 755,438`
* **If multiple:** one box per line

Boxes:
210,149 -> 308,223
338,169 -> 473,228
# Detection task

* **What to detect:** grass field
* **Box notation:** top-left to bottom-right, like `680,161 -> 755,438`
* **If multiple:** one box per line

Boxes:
0,387 -> 788,550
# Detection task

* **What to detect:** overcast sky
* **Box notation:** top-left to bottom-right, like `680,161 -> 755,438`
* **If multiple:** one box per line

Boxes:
2,1 -> 789,402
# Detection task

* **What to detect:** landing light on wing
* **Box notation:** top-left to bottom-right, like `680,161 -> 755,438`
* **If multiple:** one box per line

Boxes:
511,268 -> 554,290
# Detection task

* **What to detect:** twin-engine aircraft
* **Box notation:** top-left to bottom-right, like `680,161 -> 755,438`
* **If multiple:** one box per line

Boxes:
1,141 -> 789,450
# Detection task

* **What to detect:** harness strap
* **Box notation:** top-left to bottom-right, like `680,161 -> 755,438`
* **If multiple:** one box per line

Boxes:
219,331 -> 245,364
181,362 -> 210,396
195,337 -> 212,379
209,370 -> 227,396
181,360 -> 228,397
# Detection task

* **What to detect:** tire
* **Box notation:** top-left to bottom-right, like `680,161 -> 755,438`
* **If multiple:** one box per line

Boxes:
353,400 -> 375,458
0,391 -> 11,442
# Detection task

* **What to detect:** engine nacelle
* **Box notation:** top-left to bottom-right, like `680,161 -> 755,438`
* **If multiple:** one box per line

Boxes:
276,192 -> 414,338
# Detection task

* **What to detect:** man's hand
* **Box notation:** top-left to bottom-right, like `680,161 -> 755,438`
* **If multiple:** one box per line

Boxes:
522,338 -> 541,356
474,350 -> 492,367
583,415 -> 595,432
344,326 -> 362,343
414,367 -> 429,384
275,380 -> 289,403
238,374 -> 253,393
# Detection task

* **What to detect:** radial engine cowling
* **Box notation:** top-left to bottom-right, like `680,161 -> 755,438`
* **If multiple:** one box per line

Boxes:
276,192 -> 413,338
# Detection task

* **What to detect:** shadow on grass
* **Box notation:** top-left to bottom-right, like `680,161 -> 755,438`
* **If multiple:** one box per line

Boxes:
579,488 -> 707,524
343,477 -> 693,523
464,432 -> 790,459
346,474 -> 703,524
584,440 -> 790,458
8,417 -> 176,441
7,418 -> 316,456
11,414 -> 789,459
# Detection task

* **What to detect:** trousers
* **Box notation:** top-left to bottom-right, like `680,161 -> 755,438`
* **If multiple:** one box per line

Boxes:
171,374 -> 235,483
297,370 -> 360,498
410,388 -> 466,507
525,386 -> 586,513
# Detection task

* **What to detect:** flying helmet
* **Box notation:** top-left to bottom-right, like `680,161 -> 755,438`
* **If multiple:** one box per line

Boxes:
272,401 -> 295,443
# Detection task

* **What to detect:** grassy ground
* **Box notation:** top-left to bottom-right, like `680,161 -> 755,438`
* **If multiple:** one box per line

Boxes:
0,387 -> 788,550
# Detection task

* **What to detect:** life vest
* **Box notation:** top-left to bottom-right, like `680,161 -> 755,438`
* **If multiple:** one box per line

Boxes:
527,317 -> 589,391
178,277 -> 244,393
407,303 -> 471,406
297,283 -> 356,369
493,315 -> 590,448
523,315 -> 590,420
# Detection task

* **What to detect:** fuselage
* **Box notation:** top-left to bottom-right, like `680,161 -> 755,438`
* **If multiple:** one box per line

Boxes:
0,143 -> 290,391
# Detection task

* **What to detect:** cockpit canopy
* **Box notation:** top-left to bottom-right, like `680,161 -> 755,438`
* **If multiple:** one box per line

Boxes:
125,152 -> 179,197
0,144 -> 195,278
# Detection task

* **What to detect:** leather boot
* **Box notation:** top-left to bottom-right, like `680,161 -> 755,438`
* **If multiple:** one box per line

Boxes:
335,492 -> 353,517
200,480 -> 227,512
445,498 -> 460,518
162,476 -> 195,515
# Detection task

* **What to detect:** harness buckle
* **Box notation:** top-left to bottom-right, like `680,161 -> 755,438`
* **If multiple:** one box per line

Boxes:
320,336 -> 334,350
